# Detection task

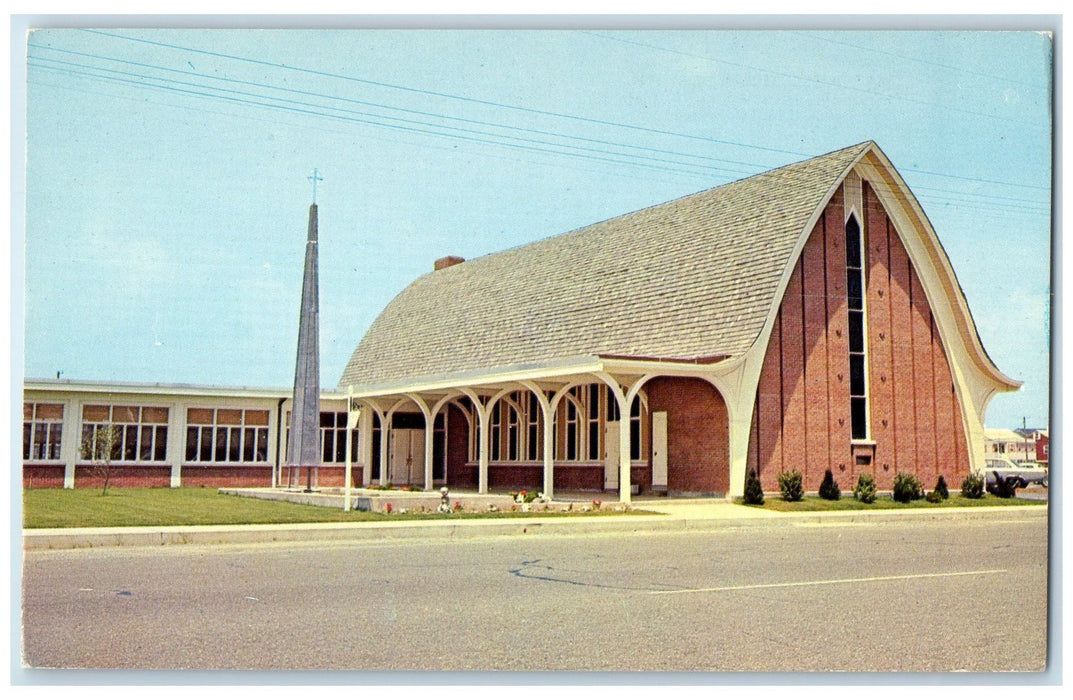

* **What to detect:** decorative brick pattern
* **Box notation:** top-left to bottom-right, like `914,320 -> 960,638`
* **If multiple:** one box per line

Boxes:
749,182 -> 970,492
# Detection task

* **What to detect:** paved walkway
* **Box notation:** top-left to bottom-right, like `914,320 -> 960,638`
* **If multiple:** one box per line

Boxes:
22,494 -> 1047,551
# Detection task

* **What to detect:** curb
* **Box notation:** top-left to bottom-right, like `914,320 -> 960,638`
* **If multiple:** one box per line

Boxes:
22,504 -> 1046,551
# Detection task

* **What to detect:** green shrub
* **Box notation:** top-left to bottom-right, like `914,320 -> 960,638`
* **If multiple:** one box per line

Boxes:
777,469 -> 804,502
990,476 -> 1018,499
743,468 -> 765,505
818,469 -> 841,500
925,490 -> 943,503
934,475 -> 949,500
854,473 -> 877,504
892,472 -> 924,503
960,473 -> 985,499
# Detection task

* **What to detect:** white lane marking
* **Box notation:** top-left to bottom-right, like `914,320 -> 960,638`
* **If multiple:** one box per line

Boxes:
649,568 -> 1008,595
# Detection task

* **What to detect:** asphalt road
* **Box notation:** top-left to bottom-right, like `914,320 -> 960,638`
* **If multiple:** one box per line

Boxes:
21,513 -> 1049,673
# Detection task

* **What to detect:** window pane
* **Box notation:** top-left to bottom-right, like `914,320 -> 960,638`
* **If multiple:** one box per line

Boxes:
845,216 -> 861,266
851,398 -> 867,439
140,425 -> 154,461
588,421 -> 599,460
320,412 -> 334,428
228,427 -> 241,462
847,274 -> 863,309
528,425 -> 539,460
186,427 -> 198,461
50,424 -> 63,459
244,427 -> 255,462
322,430 -> 334,463
205,427 -> 219,461
256,429 -> 268,462
23,423 -> 31,460
335,430 -> 347,462
124,425 -> 138,460
154,426 -> 168,461
211,427 -> 226,459
850,354 -> 866,396
848,310 -> 865,353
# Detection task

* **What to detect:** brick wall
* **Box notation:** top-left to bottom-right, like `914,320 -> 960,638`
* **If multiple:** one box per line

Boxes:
646,377 -> 729,495
749,182 -> 970,492
23,465 -> 65,489
74,465 -> 172,489
183,466 -> 274,488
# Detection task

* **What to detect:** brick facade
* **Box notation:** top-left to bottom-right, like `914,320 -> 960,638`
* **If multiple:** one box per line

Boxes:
647,377 -> 729,495
749,182 -> 970,492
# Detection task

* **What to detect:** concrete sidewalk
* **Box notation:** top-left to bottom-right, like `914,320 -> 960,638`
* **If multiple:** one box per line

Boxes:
21,498 -> 1047,551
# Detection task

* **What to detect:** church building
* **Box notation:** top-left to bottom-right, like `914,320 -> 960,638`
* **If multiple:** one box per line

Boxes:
23,142 -> 1018,499
339,141 -> 1019,502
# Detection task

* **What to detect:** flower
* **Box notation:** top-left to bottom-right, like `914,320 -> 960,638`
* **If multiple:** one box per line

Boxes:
385,503 -> 393,514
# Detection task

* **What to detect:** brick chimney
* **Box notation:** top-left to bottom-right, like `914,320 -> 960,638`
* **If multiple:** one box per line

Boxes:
434,255 -> 465,271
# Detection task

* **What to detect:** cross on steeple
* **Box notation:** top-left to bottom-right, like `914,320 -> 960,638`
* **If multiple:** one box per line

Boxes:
308,168 -> 323,203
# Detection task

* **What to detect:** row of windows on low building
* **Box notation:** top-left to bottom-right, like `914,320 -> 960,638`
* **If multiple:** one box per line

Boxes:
23,402 -> 357,466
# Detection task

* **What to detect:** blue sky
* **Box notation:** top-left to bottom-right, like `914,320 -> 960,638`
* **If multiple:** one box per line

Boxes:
17,27 -> 1052,429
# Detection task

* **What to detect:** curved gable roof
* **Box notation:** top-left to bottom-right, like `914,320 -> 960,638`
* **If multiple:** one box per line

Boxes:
340,142 -> 875,389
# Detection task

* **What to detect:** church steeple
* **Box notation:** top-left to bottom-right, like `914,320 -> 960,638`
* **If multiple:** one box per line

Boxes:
287,172 -> 322,489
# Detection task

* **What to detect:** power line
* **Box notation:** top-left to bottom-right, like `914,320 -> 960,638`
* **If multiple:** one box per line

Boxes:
29,42 -> 1052,208
28,58 -> 1050,219
77,28 -> 813,159
75,28 -> 1051,194
30,43 -> 770,176
581,30 -> 1041,129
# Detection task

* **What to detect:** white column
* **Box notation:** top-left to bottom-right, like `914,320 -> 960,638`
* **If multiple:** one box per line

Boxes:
359,403 -> 374,486
520,381 -> 555,500
459,389 -> 491,494
704,370 -> 754,500
595,372 -> 656,504
167,401 -> 185,488
60,398 -> 81,489
379,411 -> 392,486
344,391 -> 358,511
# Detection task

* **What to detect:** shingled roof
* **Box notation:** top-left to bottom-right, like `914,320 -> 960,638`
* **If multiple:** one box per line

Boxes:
340,142 -> 872,389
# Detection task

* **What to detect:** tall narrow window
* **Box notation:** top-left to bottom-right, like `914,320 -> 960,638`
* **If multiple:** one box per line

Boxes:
587,384 -> 601,460
506,397 -> 520,461
845,214 -> 869,439
526,394 -> 540,461
490,403 -> 502,461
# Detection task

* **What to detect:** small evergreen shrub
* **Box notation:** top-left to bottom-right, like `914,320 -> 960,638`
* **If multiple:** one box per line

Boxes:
925,490 -> 943,503
960,473 -> 985,499
854,473 -> 877,503
990,476 -> 1018,499
892,472 -> 924,503
818,469 -> 841,500
934,475 -> 950,500
777,469 -> 804,502
743,468 -> 765,505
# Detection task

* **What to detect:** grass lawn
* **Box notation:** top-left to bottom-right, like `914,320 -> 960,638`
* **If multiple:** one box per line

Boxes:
737,494 -> 1047,511
22,487 -> 648,529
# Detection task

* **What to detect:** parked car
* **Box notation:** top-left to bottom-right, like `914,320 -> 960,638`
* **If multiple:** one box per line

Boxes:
985,457 -> 1048,489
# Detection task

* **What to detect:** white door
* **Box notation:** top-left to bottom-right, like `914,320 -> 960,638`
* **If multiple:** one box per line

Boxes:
652,411 -> 668,491
389,429 -> 425,486
604,421 -> 619,490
